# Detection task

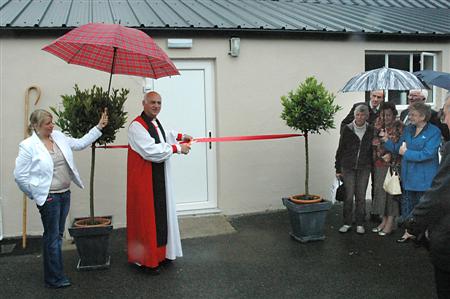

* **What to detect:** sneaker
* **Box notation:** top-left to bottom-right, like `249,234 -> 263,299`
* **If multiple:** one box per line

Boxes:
356,226 -> 365,234
339,225 -> 352,233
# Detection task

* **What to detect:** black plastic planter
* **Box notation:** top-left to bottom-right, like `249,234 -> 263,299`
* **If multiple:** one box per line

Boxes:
68,216 -> 113,270
282,198 -> 331,243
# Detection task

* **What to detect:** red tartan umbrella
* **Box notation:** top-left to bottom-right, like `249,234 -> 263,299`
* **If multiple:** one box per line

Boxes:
42,23 -> 179,94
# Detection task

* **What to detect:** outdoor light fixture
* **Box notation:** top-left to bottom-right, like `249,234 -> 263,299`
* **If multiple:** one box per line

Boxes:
167,38 -> 193,49
229,37 -> 240,57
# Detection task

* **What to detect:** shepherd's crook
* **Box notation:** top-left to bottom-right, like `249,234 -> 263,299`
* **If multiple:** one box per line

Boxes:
22,85 -> 41,248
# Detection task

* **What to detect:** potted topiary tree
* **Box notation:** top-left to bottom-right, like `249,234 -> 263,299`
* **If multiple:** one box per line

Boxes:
280,76 -> 341,242
51,84 -> 128,269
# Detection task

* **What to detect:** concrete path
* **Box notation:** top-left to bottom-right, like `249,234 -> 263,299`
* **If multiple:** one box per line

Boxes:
0,204 -> 436,298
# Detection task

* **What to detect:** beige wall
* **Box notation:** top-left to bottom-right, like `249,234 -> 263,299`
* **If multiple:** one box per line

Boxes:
1,34 -> 449,237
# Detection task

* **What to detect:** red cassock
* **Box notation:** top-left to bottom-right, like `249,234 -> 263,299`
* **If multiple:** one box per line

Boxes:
127,117 -> 166,268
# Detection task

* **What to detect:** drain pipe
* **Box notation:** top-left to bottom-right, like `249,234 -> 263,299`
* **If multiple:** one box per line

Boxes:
0,196 -> 3,240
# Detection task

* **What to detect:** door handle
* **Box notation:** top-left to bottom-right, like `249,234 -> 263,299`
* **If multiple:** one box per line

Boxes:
209,131 -> 212,149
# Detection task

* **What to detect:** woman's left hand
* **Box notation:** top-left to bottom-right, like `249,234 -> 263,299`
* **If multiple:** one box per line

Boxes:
97,108 -> 109,129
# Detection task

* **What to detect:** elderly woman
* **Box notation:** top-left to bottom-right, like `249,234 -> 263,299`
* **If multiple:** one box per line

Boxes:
384,102 -> 441,243
14,109 -> 108,288
335,104 -> 374,234
371,102 -> 403,236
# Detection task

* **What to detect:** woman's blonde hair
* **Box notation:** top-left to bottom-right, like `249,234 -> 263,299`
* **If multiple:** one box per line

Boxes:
28,109 -> 52,136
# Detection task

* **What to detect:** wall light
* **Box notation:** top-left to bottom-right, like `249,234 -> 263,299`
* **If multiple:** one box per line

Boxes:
229,37 -> 240,57
167,38 -> 193,49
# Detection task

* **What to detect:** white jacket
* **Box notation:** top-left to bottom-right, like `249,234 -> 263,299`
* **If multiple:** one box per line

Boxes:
14,127 -> 102,206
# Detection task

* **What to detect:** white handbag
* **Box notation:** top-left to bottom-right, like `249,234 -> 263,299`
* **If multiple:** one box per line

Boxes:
383,167 -> 402,195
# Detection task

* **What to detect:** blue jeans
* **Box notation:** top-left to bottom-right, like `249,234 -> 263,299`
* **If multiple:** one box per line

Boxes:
401,190 -> 424,219
37,190 -> 70,286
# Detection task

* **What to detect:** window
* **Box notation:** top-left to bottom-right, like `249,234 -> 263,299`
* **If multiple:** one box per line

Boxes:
365,52 -> 437,107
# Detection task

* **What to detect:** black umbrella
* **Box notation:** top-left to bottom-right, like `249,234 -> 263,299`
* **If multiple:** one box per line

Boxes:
414,70 -> 450,90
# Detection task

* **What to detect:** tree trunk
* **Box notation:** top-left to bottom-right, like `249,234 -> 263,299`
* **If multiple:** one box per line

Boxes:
89,144 -> 96,225
304,132 -> 309,196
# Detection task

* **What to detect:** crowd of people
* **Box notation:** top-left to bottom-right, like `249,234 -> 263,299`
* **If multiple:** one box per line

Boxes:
335,89 -> 448,237
13,87 -> 450,296
335,89 -> 450,298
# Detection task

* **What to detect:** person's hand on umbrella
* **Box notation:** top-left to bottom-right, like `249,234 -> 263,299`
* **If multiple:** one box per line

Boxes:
97,108 -> 109,130
379,129 -> 389,142
382,153 -> 391,163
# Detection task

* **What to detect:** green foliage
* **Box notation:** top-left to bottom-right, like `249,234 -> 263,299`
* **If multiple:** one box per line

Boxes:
50,84 -> 129,221
281,77 -> 341,134
280,77 -> 341,196
50,85 -> 129,145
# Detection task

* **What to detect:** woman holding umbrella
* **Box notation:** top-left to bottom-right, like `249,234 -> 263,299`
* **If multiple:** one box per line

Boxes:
14,109 -> 108,288
371,102 -> 403,235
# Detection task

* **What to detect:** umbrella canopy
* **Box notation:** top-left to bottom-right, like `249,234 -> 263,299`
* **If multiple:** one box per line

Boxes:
42,23 -> 179,92
414,70 -> 450,90
341,67 -> 428,92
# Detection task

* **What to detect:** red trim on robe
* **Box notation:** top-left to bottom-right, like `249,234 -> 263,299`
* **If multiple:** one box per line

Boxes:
177,133 -> 182,141
171,145 -> 177,153
127,116 -> 166,268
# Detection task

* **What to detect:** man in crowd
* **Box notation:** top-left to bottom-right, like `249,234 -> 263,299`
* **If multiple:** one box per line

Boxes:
340,90 -> 384,129
400,89 -> 449,141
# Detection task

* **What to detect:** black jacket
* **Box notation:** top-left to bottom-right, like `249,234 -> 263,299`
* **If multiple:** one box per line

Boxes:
408,141 -> 450,271
340,102 -> 380,130
400,108 -> 449,142
335,123 -> 374,172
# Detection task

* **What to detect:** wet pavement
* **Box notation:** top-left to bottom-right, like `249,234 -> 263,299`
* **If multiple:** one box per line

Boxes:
0,203 -> 436,298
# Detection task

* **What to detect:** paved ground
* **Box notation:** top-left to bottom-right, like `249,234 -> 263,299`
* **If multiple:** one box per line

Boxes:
0,204 -> 437,298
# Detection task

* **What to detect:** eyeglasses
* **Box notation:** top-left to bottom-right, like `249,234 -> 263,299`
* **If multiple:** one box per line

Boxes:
407,95 -> 425,101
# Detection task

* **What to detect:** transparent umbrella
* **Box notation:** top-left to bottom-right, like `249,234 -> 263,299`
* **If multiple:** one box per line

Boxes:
341,67 -> 428,92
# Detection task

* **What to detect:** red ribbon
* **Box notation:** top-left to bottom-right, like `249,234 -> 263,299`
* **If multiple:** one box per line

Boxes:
96,145 -> 128,149
95,133 -> 303,149
191,133 -> 303,143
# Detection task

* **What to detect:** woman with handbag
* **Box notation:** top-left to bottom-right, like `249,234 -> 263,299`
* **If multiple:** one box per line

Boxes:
383,102 -> 441,243
371,102 -> 402,236
335,104 -> 374,234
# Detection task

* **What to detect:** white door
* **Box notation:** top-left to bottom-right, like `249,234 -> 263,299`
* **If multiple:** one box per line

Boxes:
145,61 -> 217,213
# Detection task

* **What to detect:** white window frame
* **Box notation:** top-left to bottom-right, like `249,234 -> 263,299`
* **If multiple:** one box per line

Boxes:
421,52 -> 437,107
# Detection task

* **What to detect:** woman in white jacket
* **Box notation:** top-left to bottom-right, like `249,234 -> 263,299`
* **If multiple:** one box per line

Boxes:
14,109 -> 108,288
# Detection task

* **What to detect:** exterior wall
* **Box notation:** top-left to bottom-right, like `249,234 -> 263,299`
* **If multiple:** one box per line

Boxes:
1,34 -> 449,237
